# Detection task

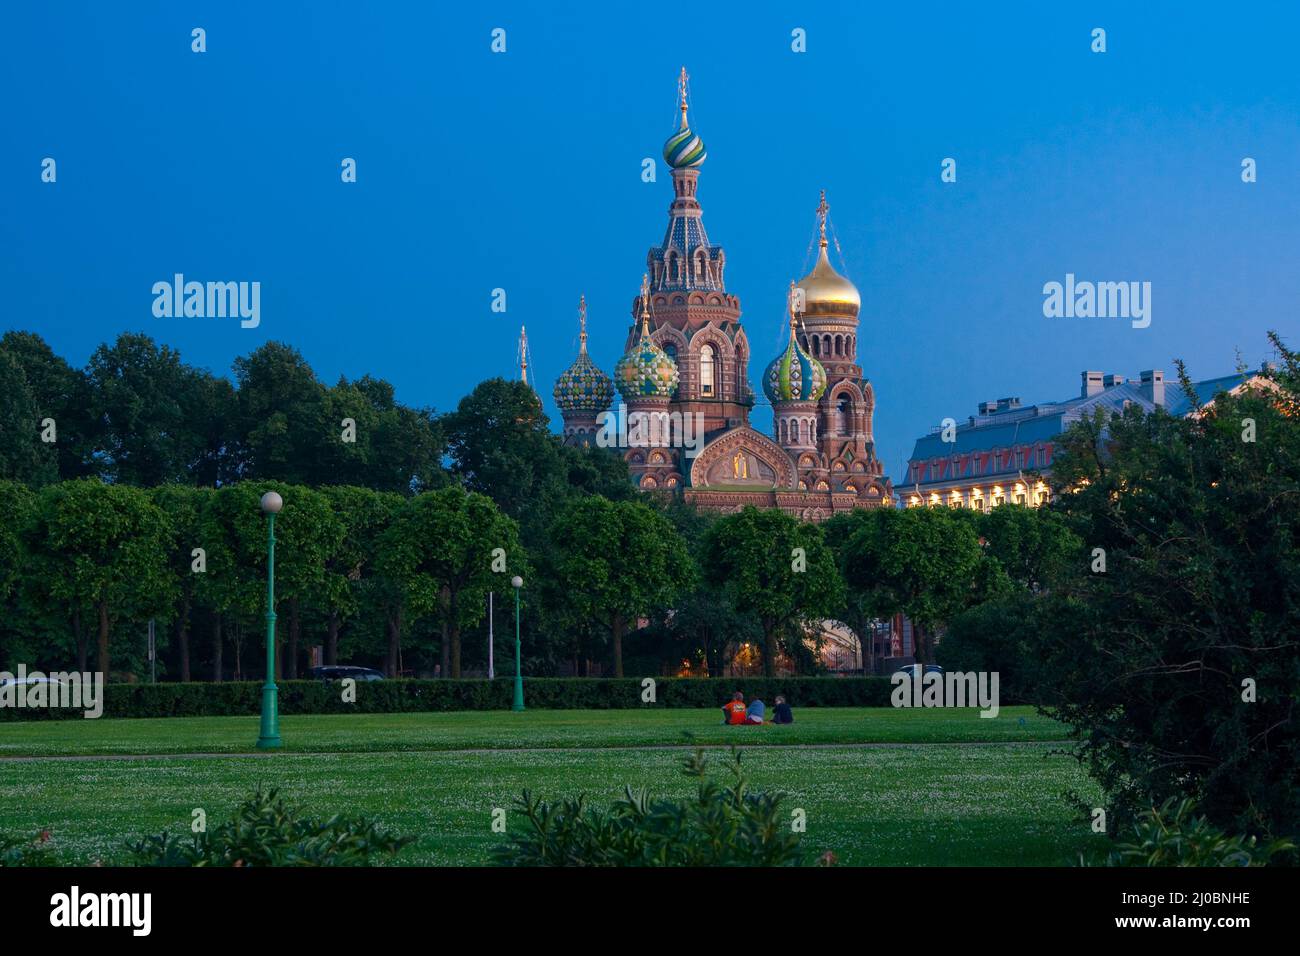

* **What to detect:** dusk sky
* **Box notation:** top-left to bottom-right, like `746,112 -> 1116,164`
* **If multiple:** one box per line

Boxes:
5,1 -> 1298,476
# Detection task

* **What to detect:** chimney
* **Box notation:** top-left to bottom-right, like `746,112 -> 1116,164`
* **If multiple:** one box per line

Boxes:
1139,369 -> 1165,407
1103,374 -> 1126,388
1080,370 -> 1104,398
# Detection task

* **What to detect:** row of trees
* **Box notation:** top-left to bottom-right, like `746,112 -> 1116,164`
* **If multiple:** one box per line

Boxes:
0,466 -> 1076,682
0,331 -> 445,490
1,329 -> 1077,681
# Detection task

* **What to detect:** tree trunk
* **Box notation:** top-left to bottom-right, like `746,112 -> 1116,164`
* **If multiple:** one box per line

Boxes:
73,606 -> 87,673
386,608 -> 402,677
611,614 -> 625,678
326,610 -> 340,665
449,591 -> 461,678
97,601 -> 110,679
234,617 -> 244,682
762,621 -> 777,678
211,613 -> 223,683
177,596 -> 191,682
913,621 -> 929,664
439,587 -> 450,678
287,598 -> 300,680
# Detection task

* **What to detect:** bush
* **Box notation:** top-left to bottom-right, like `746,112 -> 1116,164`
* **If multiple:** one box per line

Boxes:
0,676 -> 894,720
491,747 -> 822,867
1080,798 -> 1296,867
0,830 -> 58,866
127,787 -> 412,866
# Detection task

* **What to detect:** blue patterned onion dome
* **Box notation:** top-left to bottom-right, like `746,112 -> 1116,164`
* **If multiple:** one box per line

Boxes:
554,296 -> 614,413
764,325 -> 827,404
554,351 -> 613,413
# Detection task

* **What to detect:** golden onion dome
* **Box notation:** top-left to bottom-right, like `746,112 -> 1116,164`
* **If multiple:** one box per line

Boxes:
798,243 -> 860,317
797,189 -> 860,318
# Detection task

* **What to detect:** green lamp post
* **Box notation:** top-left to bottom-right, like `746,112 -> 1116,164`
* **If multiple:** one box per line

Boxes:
256,490 -> 283,749
511,575 -> 525,712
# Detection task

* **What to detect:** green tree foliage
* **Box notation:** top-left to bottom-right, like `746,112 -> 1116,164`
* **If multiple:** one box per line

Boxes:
150,485 -> 210,681
377,487 -> 524,677
0,351 -> 59,485
87,333 -> 229,485
1032,337 -> 1300,840
316,486 -> 403,665
233,342 -> 331,483
322,375 -> 446,493
0,331 -> 97,480
842,506 -> 983,663
703,507 -> 840,677
27,480 -> 175,676
491,748 -> 812,867
548,497 -> 695,677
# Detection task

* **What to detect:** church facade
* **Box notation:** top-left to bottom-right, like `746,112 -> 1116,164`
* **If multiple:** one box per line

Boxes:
552,71 -> 893,520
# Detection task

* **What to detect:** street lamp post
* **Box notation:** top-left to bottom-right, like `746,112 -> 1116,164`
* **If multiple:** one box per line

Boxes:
511,575 -> 524,712
256,491 -> 283,749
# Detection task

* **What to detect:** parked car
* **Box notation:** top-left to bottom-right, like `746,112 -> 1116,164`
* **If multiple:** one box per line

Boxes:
305,665 -> 384,683
0,675 -> 69,688
891,663 -> 944,681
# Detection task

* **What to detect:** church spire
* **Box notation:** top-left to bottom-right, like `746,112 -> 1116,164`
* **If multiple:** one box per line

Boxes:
578,294 -> 588,354
816,189 -> 829,249
638,273 -> 652,336
517,325 -> 530,385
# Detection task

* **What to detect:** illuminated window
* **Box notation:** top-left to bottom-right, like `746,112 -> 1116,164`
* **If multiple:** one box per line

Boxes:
700,344 -> 715,397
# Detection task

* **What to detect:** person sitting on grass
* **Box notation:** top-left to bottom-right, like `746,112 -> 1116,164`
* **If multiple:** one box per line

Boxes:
722,691 -> 747,725
771,695 -> 793,724
744,698 -> 766,725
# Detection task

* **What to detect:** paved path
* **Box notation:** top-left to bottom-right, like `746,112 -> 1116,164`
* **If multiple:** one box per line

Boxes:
0,739 -> 1066,763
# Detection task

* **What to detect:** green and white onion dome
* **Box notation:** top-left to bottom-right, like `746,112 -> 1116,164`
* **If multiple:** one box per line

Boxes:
663,109 -> 706,169
615,323 -> 679,400
763,325 -> 827,403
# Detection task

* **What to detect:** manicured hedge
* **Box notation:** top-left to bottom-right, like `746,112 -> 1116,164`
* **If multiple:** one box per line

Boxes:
0,676 -> 895,721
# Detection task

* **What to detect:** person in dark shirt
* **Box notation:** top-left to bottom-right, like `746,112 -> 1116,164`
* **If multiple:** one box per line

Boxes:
771,695 -> 793,724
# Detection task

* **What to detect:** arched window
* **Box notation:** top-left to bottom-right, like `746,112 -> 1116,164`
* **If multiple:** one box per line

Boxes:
700,344 -> 715,397
835,396 -> 851,434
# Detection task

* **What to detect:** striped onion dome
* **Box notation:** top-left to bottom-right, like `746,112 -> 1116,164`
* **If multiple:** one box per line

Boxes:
663,96 -> 706,169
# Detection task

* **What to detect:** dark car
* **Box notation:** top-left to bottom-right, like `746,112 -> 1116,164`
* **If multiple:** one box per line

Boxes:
892,663 -> 944,681
305,665 -> 384,682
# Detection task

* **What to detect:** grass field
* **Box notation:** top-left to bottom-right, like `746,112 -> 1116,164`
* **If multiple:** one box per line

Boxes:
0,707 -> 1099,866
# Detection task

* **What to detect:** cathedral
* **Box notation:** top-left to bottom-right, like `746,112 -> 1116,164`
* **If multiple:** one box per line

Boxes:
552,71 -> 893,520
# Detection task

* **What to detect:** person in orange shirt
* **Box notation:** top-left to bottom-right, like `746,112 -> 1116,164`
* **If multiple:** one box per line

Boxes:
722,691 -> 747,725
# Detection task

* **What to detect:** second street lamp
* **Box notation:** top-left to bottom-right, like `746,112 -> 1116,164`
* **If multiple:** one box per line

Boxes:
256,490 -> 283,750
511,575 -> 524,712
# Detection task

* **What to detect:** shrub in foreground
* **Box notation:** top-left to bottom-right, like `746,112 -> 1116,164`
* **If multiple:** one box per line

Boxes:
1080,798 -> 1296,868
492,747 -> 822,867
128,787 -> 412,866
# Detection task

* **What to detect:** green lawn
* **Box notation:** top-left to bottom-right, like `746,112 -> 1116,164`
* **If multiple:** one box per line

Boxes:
0,708 -> 1099,866
0,705 -> 1066,756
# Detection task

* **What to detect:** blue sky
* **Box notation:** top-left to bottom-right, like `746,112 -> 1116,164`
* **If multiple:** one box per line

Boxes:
4,1 -> 1298,478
